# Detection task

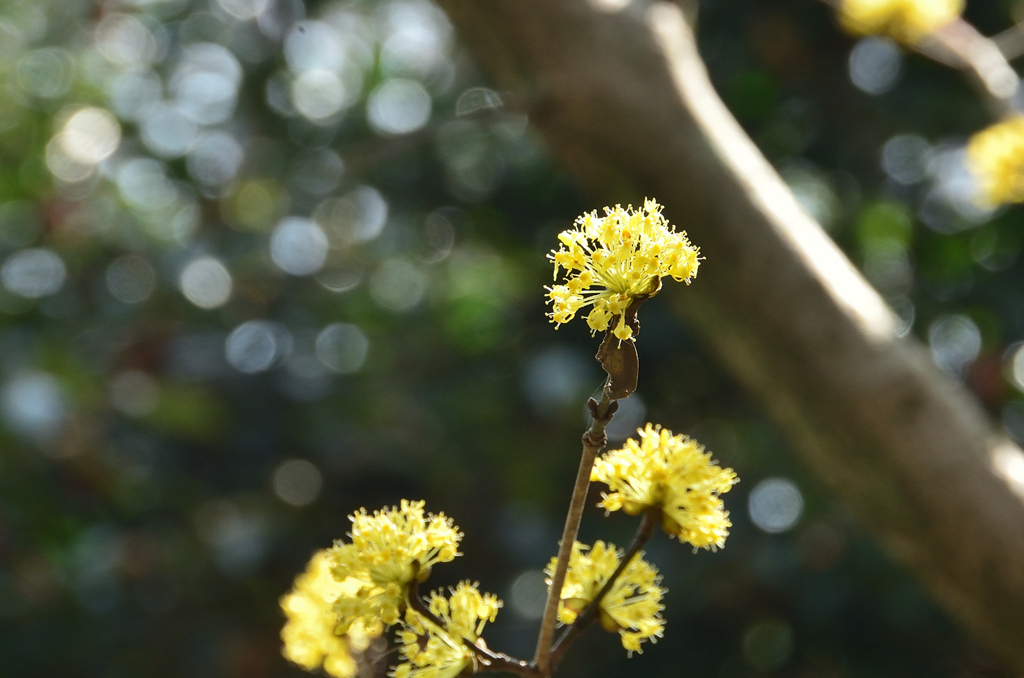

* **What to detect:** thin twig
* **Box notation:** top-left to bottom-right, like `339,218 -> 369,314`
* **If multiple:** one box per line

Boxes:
406,579 -> 539,678
533,384 -> 618,674
435,0 -> 1024,666
548,507 -> 660,672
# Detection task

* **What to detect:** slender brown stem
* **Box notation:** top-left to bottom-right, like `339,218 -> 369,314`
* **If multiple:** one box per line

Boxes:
406,580 -> 539,678
435,0 -> 1024,666
548,507 -> 660,672
533,383 -> 618,674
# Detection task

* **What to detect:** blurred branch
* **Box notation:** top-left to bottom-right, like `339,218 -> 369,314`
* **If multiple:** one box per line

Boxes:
437,0 -> 1024,670
813,0 -> 1019,115
928,19 -> 1019,116
994,23 -> 1024,61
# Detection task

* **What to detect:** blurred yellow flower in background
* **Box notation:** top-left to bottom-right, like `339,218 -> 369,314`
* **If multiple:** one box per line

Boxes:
966,116 -> 1024,206
280,550 -> 373,678
838,0 -> 962,44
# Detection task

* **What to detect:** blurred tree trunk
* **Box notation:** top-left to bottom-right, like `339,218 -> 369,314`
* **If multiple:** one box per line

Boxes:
438,0 -> 1024,669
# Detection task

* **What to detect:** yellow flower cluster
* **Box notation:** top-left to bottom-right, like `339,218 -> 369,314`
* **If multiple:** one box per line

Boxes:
966,116 -> 1024,206
280,550 -> 375,678
838,0 -> 962,44
393,582 -> 502,678
592,424 -> 737,550
281,501 -> 462,676
546,541 -> 664,654
330,500 -> 462,628
547,199 -> 699,342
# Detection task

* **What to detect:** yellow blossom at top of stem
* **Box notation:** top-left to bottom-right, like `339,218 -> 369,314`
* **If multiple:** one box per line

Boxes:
328,500 -> 462,629
546,199 -> 699,342
966,116 -> 1024,206
280,550 -> 376,678
392,581 -> 502,678
591,424 -> 738,550
545,541 -> 664,655
838,0 -> 962,45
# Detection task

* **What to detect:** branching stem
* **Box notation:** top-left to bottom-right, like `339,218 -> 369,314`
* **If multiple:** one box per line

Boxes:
407,579 -> 539,678
533,383 -> 618,674
548,507 -> 660,672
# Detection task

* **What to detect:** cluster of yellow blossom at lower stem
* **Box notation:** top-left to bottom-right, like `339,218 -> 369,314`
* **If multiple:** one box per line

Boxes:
281,500 -> 502,678
329,500 -> 462,629
546,199 -> 699,342
838,0 -> 961,45
280,550 -> 378,678
966,116 -> 1024,207
591,423 -> 738,550
394,582 -> 501,678
546,540 -> 665,655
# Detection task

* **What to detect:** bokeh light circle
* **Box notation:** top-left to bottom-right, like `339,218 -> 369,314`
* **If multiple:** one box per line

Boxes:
368,259 -> 426,311
1,372 -> 67,441
928,314 -> 982,378
314,185 -> 388,246
179,256 -> 233,309
106,254 -> 157,304
270,217 -> 329,276
508,570 -> 547,620
292,69 -> 348,121
187,131 -> 244,188
272,459 -> 323,507
315,323 -> 369,374
225,320 -> 290,374
1,248 -> 67,298
849,37 -> 901,95
59,107 -> 121,165
748,477 -> 804,534
366,78 -> 431,135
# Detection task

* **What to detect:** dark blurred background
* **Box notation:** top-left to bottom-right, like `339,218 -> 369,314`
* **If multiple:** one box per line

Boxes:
1,0 -> 1023,676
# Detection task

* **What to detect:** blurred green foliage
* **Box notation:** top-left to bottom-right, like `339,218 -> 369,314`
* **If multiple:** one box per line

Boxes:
0,0 -> 1021,677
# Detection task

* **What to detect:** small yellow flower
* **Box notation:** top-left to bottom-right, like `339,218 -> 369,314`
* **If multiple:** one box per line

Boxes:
280,550 -> 375,678
591,424 -> 738,550
392,581 -> 502,678
838,0 -> 962,44
545,541 -> 664,655
546,199 -> 699,342
329,500 -> 462,629
966,116 -> 1024,206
